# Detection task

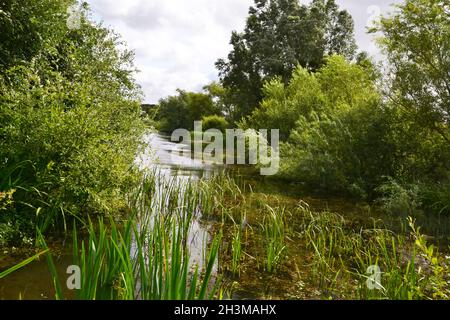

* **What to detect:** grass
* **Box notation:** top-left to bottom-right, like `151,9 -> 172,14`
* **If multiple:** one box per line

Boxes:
298,204 -> 450,299
37,174 -> 224,300
3,172 -> 450,300
261,206 -> 286,273
231,224 -> 243,276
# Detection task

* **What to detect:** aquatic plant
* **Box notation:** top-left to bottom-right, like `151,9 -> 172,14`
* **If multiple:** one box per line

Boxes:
0,250 -> 48,279
261,206 -> 286,273
39,175 -> 223,300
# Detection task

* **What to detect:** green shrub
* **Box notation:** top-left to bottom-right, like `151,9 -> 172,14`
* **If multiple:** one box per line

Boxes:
202,115 -> 229,133
376,179 -> 421,217
419,183 -> 450,216
0,1 -> 144,243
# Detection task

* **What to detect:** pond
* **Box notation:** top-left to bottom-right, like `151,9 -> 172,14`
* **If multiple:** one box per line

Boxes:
1,133 -> 449,300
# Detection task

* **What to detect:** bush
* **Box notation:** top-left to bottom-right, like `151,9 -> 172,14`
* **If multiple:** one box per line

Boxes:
261,56 -> 394,197
246,54 -> 450,200
376,179 -> 421,217
202,115 -> 229,133
0,1 -> 144,243
419,184 -> 450,216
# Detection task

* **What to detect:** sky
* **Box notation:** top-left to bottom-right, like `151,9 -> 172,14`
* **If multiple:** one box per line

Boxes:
86,0 -> 401,103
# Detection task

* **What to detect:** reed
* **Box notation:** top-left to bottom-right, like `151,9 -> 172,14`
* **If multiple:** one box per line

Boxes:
298,204 -> 450,300
261,206 -> 286,273
8,169 -> 448,300
39,174 -> 224,300
231,225 -> 242,276
0,249 -> 48,279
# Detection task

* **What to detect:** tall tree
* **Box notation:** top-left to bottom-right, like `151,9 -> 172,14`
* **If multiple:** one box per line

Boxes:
216,0 -> 356,121
374,0 -> 450,143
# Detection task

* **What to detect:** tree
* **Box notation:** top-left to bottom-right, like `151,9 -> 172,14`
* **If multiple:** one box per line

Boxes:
244,55 -> 397,196
157,90 -> 221,132
0,0 -> 144,243
245,55 -> 377,140
0,0 -> 69,70
202,115 -> 229,133
203,82 -> 234,118
216,0 -> 357,121
374,0 -> 450,143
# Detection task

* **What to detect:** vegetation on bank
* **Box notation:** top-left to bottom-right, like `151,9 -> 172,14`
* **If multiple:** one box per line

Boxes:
153,0 -> 450,215
70,175 -> 450,299
0,0 -> 145,246
1,0 -> 449,301
210,175 -> 450,300
39,175 -> 222,300
6,174 -> 449,300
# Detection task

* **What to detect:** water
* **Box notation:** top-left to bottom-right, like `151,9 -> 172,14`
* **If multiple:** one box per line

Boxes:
2,133 -> 449,299
0,133 -> 221,300
135,132 -> 224,270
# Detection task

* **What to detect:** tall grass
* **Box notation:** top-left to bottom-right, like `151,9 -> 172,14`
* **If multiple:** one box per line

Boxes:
39,173 -> 224,300
298,203 -> 450,299
261,206 -> 286,273
6,170 -> 449,300
302,209 -> 346,292
231,225 -> 243,276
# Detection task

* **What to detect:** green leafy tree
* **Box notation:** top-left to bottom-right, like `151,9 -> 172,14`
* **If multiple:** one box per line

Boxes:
246,56 -> 397,196
202,115 -> 229,133
0,0 -> 70,69
245,56 -> 375,140
203,82 -> 234,118
242,67 -> 326,141
216,0 -> 357,121
0,0 -> 144,243
157,90 -> 221,132
374,0 -> 450,143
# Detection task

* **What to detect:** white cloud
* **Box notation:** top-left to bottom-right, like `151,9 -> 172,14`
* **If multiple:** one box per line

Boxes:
86,0 -> 400,103
87,0 -> 252,102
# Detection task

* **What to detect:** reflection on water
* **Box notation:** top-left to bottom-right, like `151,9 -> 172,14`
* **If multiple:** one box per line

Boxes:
135,132 -> 223,271
0,253 -> 74,300
137,133 -> 218,179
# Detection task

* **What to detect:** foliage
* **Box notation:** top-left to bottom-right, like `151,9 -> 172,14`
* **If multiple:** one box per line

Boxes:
203,82 -> 235,118
301,206 -> 450,299
245,56 -> 391,196
230,224 -> 243,276
261,206 -> 286,273
156,89 -> 221,133
0,0 -> 70,70
0,0 -> 144,245
373,0 -> 450,143
376,179 -> 421,217
419,183 -> 450,216
37,174 -> 223,300
216,0 -> 357,121
202,115 -> 229,133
